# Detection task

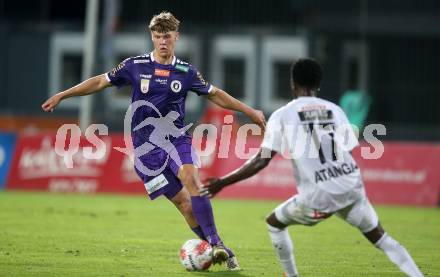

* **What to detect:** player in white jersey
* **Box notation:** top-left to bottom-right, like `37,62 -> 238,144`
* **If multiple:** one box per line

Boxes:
201,59 -> 423,276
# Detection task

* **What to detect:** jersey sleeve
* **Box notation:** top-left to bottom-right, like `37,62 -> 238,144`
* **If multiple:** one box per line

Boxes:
335,105 -> 359,151
189,66 -> 213,96
106,58 -> 132,88
261,109 -> 284,153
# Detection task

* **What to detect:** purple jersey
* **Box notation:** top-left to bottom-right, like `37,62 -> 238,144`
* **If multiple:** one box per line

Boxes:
106,53 -> 211,177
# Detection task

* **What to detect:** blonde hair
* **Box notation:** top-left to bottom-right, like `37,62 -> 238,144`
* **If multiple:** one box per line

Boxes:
149,11 -> 180,33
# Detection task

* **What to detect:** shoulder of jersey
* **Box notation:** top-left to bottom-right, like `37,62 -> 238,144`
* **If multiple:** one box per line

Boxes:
315,97 -> 342,112
274,99 -> 303,120
316,97 -> 336,106
174,58 -> 193,74
282,99 -> 300,112
290,97 -> 336,109
131,53 -> 153,65
270,103 -> 290,120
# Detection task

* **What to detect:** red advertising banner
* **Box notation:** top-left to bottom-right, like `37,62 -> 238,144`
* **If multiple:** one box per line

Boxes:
6,134 -> 145,194
352,142 -> 440,206
198,135 -> 297,200
6,133 -> 440,206
210,139 -> 440,206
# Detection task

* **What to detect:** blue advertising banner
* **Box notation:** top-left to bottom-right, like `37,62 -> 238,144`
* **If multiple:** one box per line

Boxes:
0,133 -> 17,189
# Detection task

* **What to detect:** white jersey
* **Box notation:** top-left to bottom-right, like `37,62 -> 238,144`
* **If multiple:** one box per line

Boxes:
261,96 -> 365,212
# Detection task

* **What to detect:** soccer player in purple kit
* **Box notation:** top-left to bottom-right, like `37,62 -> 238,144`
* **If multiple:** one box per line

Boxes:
42,11 -> 266,270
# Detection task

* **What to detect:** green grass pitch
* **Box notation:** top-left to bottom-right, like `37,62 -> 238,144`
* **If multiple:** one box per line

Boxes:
0,191 -> 439,276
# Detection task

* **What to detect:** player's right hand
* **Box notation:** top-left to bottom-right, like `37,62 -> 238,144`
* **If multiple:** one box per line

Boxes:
200,177 -> 224,198
42,94 -> 62,112
249,109 -> 266,133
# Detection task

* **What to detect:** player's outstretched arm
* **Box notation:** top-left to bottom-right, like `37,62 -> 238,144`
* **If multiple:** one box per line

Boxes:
205,86 -> 266,132
200,147 -> 276,198
42,74 -> 111,112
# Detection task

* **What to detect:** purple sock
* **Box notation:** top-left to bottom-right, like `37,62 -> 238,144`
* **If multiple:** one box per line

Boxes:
191,196 -> 221,245
191,226 -> 207,241
224,245 -> 235,258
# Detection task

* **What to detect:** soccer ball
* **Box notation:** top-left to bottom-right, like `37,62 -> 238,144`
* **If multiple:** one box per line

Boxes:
179,239 -> 213,271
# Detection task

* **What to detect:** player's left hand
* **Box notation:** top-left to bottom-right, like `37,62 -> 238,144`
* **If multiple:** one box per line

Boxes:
200,177 -> 224,198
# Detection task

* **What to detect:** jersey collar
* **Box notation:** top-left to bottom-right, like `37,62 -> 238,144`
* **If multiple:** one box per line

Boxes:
150,51 -> 176,66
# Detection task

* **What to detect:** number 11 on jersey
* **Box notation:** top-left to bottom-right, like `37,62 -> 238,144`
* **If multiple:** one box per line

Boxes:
305,122 -> 337,164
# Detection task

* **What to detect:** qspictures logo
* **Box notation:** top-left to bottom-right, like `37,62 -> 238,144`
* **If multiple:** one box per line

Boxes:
53,100 -> 387,177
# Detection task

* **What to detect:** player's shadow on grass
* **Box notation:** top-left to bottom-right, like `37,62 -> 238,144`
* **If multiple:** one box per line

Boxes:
190,271 -> 248,277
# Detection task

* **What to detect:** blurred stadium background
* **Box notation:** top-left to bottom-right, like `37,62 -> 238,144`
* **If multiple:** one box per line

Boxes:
0,1 -> 439,276
0,0 -> 439,204
1,0 -> 440,137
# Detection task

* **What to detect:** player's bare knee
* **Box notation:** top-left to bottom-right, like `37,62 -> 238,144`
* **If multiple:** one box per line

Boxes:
181,173 -> 197,189
364,223 -> 385,244
266,212 -> 287,229
178,169 -> 199,195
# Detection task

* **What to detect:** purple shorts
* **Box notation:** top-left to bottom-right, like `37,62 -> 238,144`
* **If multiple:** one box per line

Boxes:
134,142 -> 200,200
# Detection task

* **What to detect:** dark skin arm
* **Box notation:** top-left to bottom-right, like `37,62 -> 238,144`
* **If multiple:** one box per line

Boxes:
200,147 -> 277,198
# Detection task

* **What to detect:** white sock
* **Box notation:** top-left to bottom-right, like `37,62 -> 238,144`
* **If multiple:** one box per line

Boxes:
268,224 -> 298,277
375,233 -> 424,277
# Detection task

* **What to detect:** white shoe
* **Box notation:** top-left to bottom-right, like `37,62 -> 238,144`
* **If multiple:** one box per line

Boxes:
212,245 -> 229,265
226,256 -> 241,271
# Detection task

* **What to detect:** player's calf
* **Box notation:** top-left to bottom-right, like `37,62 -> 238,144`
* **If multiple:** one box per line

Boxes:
267,213 -> 298,277
374,232 -> 424,277
362,224 -> 423,276
170,188 -> 198,228
177,165 -> 223,245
